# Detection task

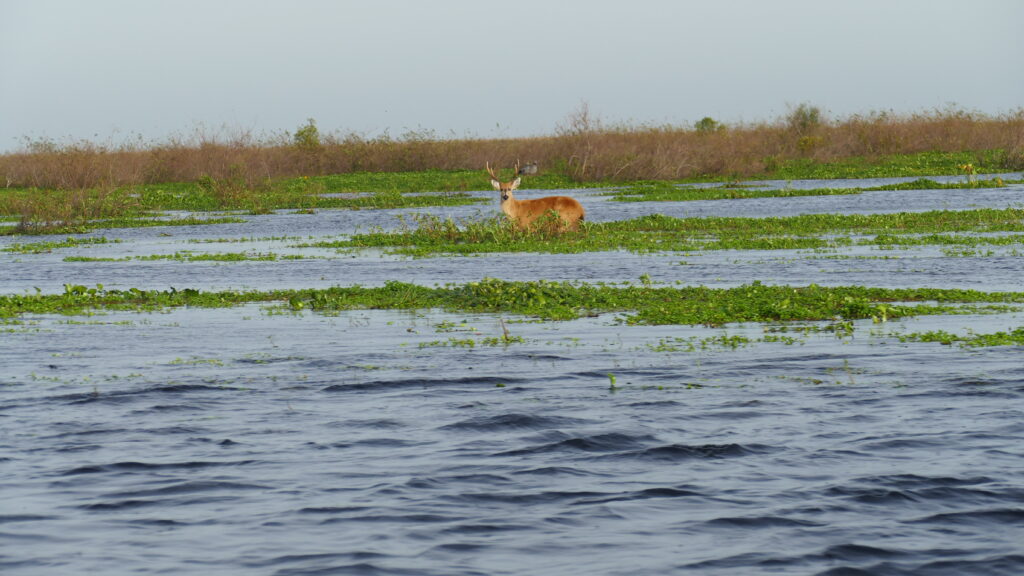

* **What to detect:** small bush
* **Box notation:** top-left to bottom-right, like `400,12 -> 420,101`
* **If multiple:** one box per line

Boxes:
786,103 -> 824,135
196,164 -> 258,209
293,118 -> 321,152
694,117 -> 724,134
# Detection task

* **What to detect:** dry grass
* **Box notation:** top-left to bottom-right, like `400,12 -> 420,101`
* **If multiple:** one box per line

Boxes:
2,107 -> 1022,191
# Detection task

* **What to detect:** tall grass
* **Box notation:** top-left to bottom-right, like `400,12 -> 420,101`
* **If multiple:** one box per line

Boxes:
5,185 -> 143,233
2,106 -> 1022,190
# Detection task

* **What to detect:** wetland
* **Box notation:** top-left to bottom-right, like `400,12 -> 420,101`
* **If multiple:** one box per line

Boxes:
2,157 -> 1024,575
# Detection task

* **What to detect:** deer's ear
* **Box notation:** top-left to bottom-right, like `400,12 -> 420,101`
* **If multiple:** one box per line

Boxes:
490,179 -> 502,191
510,177 -> 521,190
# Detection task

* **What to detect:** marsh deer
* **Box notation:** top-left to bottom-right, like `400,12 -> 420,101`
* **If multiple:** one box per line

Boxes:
486,161 -> 585,230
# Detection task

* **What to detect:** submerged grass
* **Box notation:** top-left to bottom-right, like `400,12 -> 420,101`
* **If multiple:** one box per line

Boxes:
4,280 -> 1024,328
64,251 -> 315,263
321,208 -> 1024,256
2,236 -> 120,254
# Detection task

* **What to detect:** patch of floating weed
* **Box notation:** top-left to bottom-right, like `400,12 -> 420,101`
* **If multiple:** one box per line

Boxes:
867,233 -> 1024,249
5,281 -> 1024,330
418,337 -> 477,349
63,251 -> 316,263
647,333 -> 753,352
134,251 -> 306,262
2,236 -> 119,254
0,215 -> 247,236
63,256 -> 122,262
434,320 -> 477,333
897,326 -> 1024,348
188,235 -> 305,244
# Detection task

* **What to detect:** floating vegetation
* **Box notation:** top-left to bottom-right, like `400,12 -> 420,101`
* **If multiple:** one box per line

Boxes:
4,281 -> 1023,329
64,251 -> 317,263
648,333 -> 754,352
897,326 -> 1024,348
321,209 -> 1024,257
2,236 -> 119,254
0,215 -> 248,236
188,235 -> 306,244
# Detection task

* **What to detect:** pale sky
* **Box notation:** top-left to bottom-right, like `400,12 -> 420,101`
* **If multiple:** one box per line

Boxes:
1,0 -> 1022,151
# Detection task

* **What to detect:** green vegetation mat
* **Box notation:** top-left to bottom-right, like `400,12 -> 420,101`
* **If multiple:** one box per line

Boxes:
4,280 -> 1023,328
319,209 -> 1024,256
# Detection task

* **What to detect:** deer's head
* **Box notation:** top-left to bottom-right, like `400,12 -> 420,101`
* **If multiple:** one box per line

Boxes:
486,161 -> 521,201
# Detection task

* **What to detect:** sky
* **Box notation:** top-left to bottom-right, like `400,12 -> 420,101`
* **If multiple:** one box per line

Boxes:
1,0 -> 1022,151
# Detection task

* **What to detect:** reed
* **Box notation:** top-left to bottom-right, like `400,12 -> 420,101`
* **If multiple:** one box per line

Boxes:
2,107 -> 1021,190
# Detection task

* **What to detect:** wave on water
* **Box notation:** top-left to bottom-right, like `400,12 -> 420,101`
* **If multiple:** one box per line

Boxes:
321,375 -> 523,392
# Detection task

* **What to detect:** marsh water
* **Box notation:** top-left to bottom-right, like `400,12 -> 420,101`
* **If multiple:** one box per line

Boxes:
2,175 -> 1024,575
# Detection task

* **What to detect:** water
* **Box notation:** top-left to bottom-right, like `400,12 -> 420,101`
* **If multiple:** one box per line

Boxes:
2,177 -> 1024,575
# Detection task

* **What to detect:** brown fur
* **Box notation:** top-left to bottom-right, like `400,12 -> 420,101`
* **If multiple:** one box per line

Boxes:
487,162 -> 584,230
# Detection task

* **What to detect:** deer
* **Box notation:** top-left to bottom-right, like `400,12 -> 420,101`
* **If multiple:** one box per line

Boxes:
486,161 -> 585,231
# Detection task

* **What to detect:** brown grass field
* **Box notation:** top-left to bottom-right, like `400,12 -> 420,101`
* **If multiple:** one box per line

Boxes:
2,106 -> 1022,191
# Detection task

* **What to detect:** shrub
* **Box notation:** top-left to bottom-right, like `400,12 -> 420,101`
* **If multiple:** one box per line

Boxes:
786,103 -> 824,135
293,118 -> 321,152
694,117 -> 724,134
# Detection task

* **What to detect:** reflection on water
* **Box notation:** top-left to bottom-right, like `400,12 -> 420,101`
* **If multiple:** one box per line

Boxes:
2,176 -> 1023,575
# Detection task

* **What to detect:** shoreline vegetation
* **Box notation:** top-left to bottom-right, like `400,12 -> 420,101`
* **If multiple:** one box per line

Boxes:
3,106 -> 1022,189
1,105 -> 1022,234
3,107 -> 1023,342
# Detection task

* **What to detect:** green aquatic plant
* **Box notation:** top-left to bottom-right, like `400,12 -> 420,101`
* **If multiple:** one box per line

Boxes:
647,333 -> 754,352
2,236 -> 119,254
133,251 -> 311,262
0,215 -> 247,236
897,326 -> 1024,348
326,208 -> 1024,257
765,150 -> 1012,180
4,281 -> 1024,328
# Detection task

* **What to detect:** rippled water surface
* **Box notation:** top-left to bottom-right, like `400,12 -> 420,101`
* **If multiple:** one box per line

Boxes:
3,176 -> 1024,575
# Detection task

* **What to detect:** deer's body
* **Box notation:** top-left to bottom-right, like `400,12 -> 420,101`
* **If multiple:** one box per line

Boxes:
487,161 -> 585,230
499,193 -> 585,230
